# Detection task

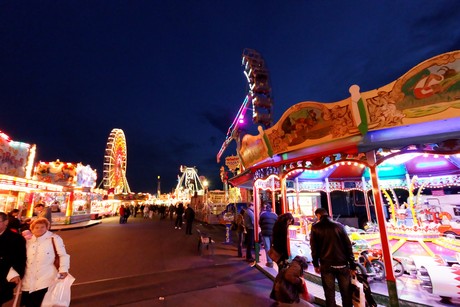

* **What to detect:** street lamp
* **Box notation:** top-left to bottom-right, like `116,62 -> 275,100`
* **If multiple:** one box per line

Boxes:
203,180 -> 208,206
157,176 -> 161,198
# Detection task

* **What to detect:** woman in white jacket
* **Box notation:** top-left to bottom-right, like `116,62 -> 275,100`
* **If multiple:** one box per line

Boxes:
21,217 -> 70,307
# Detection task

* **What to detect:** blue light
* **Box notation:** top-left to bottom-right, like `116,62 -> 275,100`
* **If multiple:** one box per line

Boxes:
415,160 -> 447,168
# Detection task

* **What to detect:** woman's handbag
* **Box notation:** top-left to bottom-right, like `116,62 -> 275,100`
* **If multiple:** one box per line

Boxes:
268,248 -> 282,263
51,236 -> 60,270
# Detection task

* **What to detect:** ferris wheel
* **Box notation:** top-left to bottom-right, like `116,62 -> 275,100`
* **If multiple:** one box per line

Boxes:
103,128 -> 131,194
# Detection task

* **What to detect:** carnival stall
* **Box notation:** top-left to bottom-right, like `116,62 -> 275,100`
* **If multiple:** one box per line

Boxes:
0,130 -> 66,216
32,160 -> 101,224
226,50 -> 460,304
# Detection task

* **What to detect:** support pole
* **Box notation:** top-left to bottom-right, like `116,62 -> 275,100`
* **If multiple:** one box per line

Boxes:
362,176 -> 371,222
281,177 -> 287,214
325,178 -> 332,216
366,151 -> 399,306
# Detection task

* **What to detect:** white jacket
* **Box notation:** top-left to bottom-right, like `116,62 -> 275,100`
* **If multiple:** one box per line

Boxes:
21,231 -> 70,292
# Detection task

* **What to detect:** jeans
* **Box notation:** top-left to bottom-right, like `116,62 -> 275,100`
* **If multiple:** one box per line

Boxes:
320,265 -> 352,307
237,231 -> 244,257
261,235 -> 273,264
175,215 -> 183,228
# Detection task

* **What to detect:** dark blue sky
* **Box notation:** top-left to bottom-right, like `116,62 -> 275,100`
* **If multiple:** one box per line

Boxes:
1,1 -> 460,193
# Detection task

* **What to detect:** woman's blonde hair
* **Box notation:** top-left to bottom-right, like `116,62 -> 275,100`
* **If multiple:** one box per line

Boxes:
30,217 -> 50,230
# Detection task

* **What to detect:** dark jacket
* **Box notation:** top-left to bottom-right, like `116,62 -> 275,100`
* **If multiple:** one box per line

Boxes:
272,216 -> 290,263
0,229 -> 26,303
259,210 -> 277,237
310,215 -> 356,269
184,207 -> 195,222
176,204 -> 184,216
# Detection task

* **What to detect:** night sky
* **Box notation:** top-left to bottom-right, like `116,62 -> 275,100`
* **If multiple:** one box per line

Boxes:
1,1 -> 460,193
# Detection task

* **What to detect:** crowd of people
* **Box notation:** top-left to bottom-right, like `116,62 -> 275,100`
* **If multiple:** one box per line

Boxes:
117,202 -> 196,234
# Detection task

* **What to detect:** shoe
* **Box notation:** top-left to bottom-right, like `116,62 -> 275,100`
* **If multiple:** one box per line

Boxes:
179,227 -> 181,229
175,227 -> 177,229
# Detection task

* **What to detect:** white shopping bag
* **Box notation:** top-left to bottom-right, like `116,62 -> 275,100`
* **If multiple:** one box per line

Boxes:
41,274 -> 75,307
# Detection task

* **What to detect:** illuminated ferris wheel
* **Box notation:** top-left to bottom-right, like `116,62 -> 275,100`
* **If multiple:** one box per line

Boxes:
103,128 -> 131,194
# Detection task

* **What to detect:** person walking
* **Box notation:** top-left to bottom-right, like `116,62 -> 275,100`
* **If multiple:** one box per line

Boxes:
310,207 -> 356,307
235,208 -> 246,258
184,204 -> 195,235
169,204 -> 175,221
0,211 -> 27,306
124,205 -> 131,224
272,212 -> 295,270
21,217 -> 70,307
259,203 -> 278,268
175,203 -> 184,229
119,205 -> 125,224
243,203 -> 255,262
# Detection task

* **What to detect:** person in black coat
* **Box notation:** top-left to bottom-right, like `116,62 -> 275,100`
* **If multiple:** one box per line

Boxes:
175,203 -> 184,229
0,211 -> 26,305
310,207 -> 356,307
272,212 -> 295,269
184,204 -> 195,235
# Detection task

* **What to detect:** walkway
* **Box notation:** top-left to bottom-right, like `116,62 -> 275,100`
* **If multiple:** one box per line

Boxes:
48,217 -> 459,306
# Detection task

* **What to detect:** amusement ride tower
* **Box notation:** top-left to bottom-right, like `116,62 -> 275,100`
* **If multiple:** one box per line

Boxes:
217,48 -> 274,163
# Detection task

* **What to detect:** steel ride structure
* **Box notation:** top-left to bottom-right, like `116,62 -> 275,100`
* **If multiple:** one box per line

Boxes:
174,165 -> 205,202
216,48 -> 274,163
103,128 -> 131,194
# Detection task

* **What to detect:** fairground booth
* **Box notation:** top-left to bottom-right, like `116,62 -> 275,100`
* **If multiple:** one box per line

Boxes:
0,129 -> 103,224
227,50 -> 460,304
33,160 -> 102,224
0,131 -> 63,214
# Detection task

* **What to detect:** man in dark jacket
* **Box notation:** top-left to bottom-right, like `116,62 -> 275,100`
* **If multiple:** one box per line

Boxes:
310,208 -> 356,307
0,211 -> 26,305
259,203 -> 278,267
184,204 -> 195,235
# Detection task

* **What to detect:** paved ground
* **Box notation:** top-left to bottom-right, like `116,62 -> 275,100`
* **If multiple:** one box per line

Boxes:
49,215 -> 319,307
7,215 -> 456,307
